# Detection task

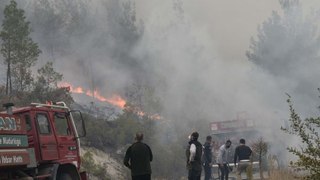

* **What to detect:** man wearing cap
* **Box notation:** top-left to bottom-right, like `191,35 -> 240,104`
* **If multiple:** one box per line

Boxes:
186,132 -> 202,180
217,140 -> 232,180
124,132 -> 153,180
234,138 -> 252,180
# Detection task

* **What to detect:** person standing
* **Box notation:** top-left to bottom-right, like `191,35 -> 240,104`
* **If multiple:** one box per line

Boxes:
234,138 -> 253,180
124,132 -> 153,180
203,135 -> 214,180
186,132 -> 203,180
217,140 -> 232,180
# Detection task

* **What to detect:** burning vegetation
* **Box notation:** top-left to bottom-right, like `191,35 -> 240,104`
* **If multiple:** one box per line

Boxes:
58,82 -> 126,109
0,0 -> 320,179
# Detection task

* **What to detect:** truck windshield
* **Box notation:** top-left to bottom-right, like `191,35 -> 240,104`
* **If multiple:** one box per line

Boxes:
54,112 -> 71,136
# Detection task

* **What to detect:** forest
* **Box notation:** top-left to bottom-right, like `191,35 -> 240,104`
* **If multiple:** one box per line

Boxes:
0,0 -> 319,179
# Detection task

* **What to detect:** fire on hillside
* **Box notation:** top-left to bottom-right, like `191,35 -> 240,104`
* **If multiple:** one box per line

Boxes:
58,82 -> 126,109
58,82 -> 162,120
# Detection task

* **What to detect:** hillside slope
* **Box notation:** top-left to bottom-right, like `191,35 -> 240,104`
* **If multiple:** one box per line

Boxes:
81,147 -> 129,179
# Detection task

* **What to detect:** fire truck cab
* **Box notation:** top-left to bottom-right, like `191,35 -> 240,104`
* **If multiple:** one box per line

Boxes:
0,102 -> 87,180
211,118 -> 257,144
211,118 -> 259,160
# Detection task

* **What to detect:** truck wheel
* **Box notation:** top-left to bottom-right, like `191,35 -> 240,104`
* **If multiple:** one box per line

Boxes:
56,165 -> 80,180
59,173 -> 73,180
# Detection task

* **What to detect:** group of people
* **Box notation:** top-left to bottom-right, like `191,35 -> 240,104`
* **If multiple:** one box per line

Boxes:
186,131 -> 253,180
123,131 -> 253,180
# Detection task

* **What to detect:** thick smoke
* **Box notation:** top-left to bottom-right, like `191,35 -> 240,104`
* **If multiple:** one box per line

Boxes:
1,0 -> 320,165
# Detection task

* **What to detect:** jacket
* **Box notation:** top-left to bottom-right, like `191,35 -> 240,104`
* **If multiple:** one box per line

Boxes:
124,142 -> 153,176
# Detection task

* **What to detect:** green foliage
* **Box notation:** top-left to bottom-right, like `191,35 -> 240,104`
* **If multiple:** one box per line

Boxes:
27,61 -> 72,105
0,61 -> 72,108
113,105 -> 156,147
281,97 -> 320,179
34,61 -> 63,91
0,1 -> 70,107
246,0 -> 320,77
81,114 -> 117,149
0,0 -> 41,94
0,60 -> 72,108
31,0 -> 90,58
125,84 -> 163,116
81,151 -> 110,180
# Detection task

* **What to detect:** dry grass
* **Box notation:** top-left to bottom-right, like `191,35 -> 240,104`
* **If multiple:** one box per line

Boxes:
268,170 -> 302,180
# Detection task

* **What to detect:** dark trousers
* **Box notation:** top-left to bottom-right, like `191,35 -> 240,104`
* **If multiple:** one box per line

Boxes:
132,174 -> 151,180
188,169 -> 201,180
204,164 -> 212,180
218,164 -> 229,180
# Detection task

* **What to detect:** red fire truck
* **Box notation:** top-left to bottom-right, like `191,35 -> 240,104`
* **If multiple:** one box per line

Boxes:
211,118 -> 258,142
210,117 -> 259,161
0,102 -> 87,180
210,116 -> 261,176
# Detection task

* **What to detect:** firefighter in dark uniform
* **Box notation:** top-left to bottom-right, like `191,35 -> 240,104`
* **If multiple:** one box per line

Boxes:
186,132 -> 202,180
203,135 -> 213,180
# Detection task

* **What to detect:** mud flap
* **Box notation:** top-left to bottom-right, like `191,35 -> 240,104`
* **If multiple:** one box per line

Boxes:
49,164 -> 59,180
80,171 -> 87,180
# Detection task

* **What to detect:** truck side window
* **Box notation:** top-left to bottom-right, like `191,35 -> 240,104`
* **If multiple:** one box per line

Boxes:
54,113 -> 71,136
25,114 -> 32,131
36,114 -> 51,134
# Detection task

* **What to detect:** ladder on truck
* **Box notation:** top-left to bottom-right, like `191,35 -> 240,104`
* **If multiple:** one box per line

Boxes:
30,101 -> 69,109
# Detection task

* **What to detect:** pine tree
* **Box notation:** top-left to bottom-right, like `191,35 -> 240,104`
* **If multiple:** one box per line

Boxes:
36,61 -> 63,89
246,0 -> 320,77
0,0 -> 41,95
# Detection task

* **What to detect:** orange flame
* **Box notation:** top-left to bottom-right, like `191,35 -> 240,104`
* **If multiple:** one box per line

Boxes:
134,110 -> 162,120
58,82 -> 126,109
59,82 -> 84,93
105,95 -> 126,109
58,82 -> 162,120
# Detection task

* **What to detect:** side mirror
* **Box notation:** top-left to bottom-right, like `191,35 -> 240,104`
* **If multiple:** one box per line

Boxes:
68,110 -> 86,138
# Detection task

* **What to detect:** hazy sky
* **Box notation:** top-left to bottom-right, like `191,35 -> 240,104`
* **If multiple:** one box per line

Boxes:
137,0 -> 320,61
0,0 -> 319,118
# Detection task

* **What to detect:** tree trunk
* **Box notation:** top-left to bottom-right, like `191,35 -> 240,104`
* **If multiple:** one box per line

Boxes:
6,62 -> 9,95
6,56 -> 11,96
259,151 -> 264,180
6,42 -> 12,96
19,66 -> 23,91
